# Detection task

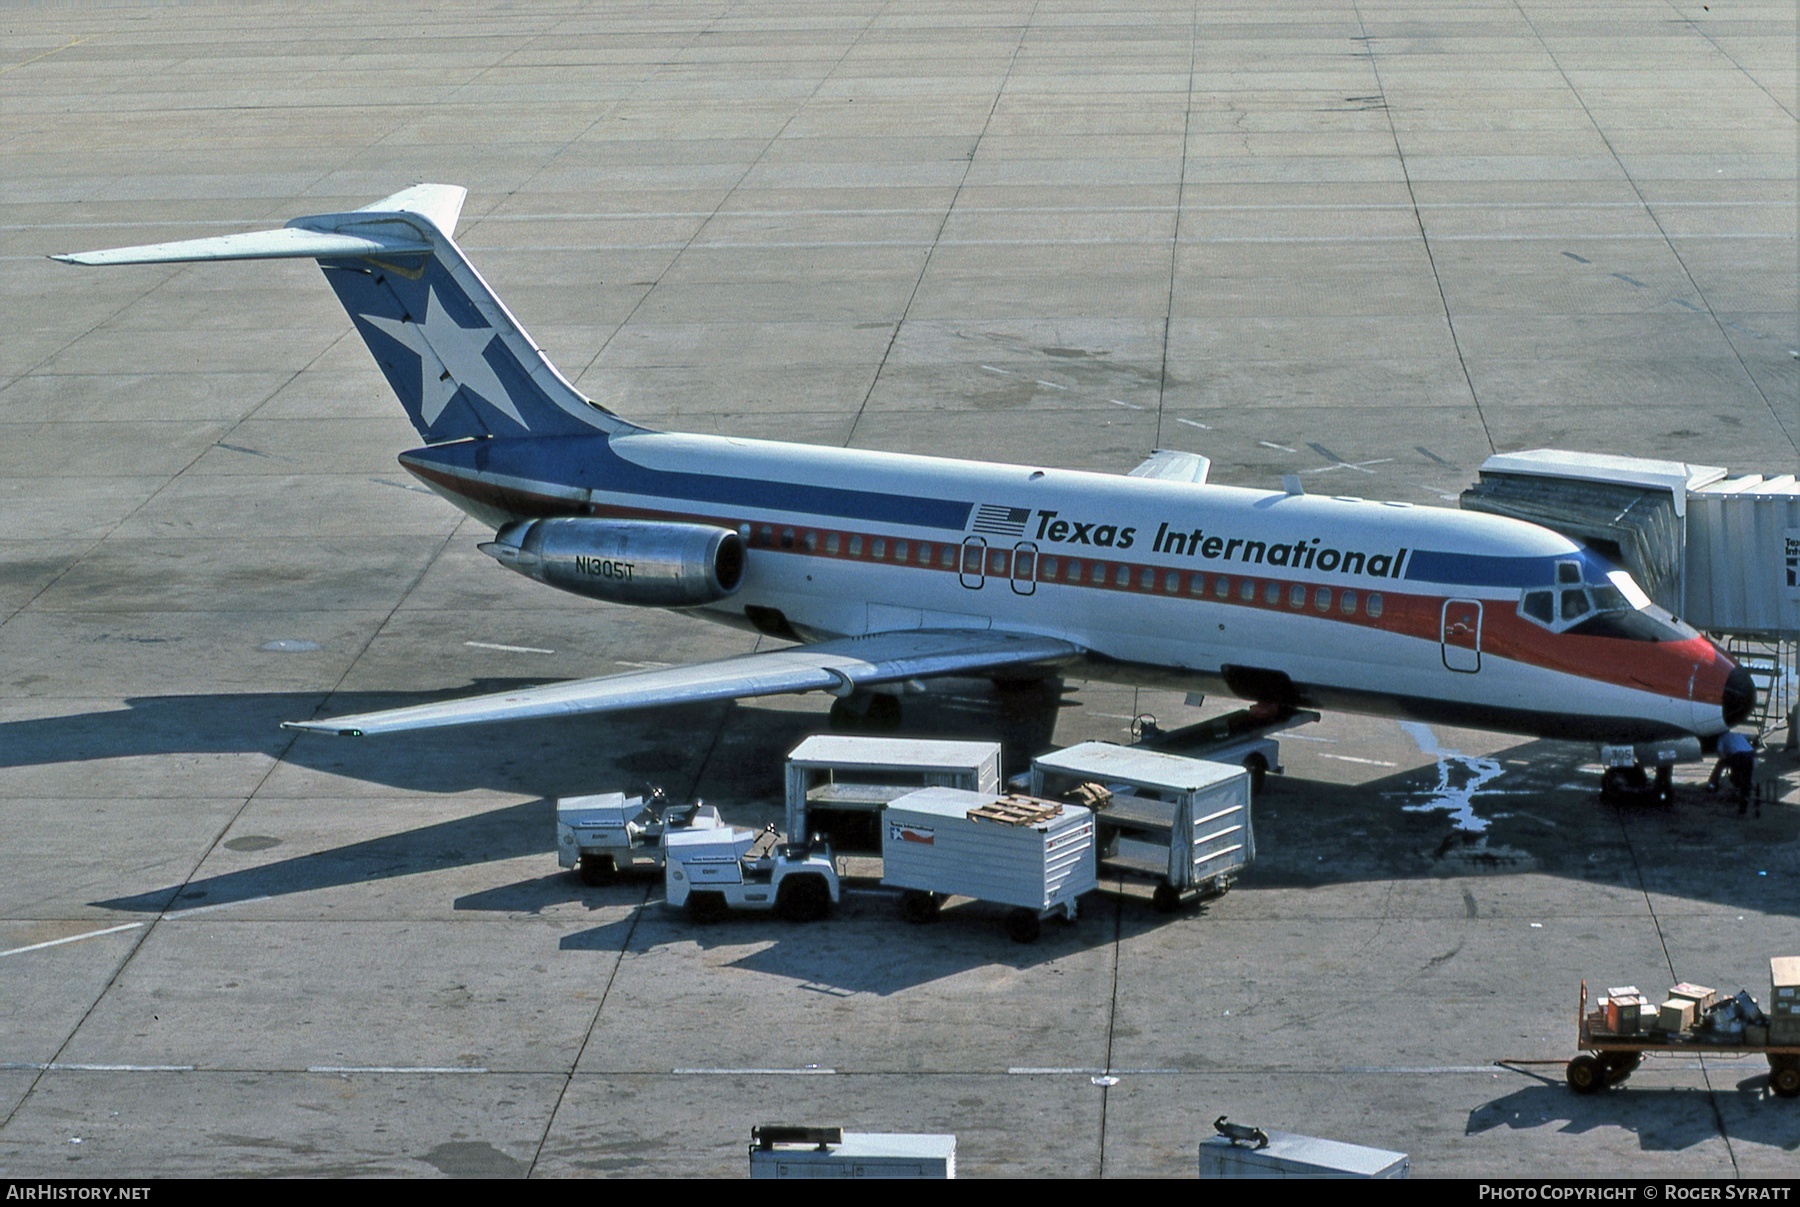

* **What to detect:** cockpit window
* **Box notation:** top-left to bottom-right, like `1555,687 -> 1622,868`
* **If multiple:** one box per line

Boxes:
1519,562 -> 1685,641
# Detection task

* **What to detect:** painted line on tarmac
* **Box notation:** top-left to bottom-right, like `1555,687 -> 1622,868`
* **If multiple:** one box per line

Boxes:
163,896 -> 272,918
308,1066 -> 491,1075
0,923 -> 142,958
0,1063 -> 195,1072
672,1067 -> 837,1075
465,641 -> 556,655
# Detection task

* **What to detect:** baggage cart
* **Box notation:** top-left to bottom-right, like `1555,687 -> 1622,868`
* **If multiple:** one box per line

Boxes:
784,736 -> 1002,854
1568,973 -> 1800,1096
1030,741 -> 1253,912
881,787 -> 1096,943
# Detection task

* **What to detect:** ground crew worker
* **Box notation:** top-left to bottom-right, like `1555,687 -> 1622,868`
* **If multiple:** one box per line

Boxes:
1707,730 -> 1756,800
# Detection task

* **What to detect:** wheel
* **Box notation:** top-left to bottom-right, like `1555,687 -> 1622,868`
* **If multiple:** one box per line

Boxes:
1599,1052 -> 1640,1085
578,853 -> 616,887
1005,908 -> 1041,944
776,875 -> 831,923
899,890 -> 940,924
1151,882 -> 1181,914
1242,755 -> 1267,796
1770,1056 -> 1800,1099
1601,766 -> 1649,801
864,694 -> 902,731
686,891 -> 728,925
1566,1053 -> 1603,1094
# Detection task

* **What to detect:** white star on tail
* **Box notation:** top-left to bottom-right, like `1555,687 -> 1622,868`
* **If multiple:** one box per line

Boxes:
361,286 -> 527,430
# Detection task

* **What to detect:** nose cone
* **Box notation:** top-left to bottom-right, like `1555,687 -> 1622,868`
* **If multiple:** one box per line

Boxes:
1721,664 -> 1757,728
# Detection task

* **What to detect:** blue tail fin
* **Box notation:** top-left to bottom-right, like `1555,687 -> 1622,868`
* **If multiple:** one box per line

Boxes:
55,184 -> 629,443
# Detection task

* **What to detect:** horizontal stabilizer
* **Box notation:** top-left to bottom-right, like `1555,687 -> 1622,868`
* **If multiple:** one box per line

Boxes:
53,183 -> 623,442
1129,449 -> 1210,484
282,629 -> 1081,736
53,225 -> 433,266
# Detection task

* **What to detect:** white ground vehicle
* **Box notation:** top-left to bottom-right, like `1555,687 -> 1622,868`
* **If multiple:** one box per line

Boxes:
557,788 -> 705,885
663,814 -> 841,923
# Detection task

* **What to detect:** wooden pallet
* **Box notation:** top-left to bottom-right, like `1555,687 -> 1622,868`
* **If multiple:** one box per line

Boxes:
966,795 -> 1064,826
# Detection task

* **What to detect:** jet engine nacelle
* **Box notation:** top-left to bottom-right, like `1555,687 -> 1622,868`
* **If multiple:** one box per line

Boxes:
479,518 -> 745,607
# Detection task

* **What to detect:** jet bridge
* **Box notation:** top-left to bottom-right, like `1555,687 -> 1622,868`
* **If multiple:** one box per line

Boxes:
1461,449 -> 1800,741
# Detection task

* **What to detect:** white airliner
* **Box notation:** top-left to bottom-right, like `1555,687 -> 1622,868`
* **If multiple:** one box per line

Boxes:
57,185 -> 1754,748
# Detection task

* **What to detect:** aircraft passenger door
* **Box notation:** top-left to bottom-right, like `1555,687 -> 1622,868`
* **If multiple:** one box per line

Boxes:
1441,599 -> 1482,673
1010,542 -> 1038,596
960,536 -> 987,590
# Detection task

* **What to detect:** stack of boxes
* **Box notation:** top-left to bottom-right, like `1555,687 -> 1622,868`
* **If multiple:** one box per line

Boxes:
1659,983 -> 1716,1034
1773,958 -> 1800,1045
1601,987 -> 1650,1035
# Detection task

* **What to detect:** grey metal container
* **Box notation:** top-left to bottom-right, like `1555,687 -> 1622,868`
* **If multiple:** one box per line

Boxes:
1199,1129 -> 1409,1179
784,735 -> 1002,845
881,787 -> 1096,914
1030,742 -> 1253,894
749,1132 -> 955,1179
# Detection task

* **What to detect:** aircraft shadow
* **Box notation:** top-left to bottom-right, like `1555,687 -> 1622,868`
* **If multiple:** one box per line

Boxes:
96,798 -> 556,913
1237,737 -> 1799,917
1468,1077 -> 1800,1152
65,681 -> 1795,924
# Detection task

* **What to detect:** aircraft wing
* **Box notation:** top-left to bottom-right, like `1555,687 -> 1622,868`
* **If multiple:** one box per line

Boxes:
1128,449 -> 1210,483
281,629 -> 1082,736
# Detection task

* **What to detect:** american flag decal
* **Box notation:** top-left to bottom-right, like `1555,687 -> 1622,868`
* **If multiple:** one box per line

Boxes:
972,504 -> 1030,537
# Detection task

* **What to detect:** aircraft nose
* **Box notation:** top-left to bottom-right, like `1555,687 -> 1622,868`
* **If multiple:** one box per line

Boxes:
1721,664 -> 1757,728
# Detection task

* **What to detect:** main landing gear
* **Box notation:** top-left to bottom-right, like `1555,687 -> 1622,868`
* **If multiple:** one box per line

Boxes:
828,692 -> 902,732
1599,763 -> 1673,806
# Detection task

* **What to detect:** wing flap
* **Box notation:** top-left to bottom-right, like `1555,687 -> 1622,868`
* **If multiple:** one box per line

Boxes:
282,630 -> 1080,736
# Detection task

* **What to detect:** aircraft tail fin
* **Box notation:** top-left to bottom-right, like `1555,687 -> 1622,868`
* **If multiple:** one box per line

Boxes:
54,184 -> 629,443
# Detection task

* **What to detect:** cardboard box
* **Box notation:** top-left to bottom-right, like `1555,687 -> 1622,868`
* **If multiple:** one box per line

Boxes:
1670,982 -> 1718,1012
1658,999 -> 1696,1032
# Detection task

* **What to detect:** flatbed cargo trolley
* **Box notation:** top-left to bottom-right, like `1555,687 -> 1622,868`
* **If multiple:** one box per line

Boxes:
1568,980 -> 1800,1096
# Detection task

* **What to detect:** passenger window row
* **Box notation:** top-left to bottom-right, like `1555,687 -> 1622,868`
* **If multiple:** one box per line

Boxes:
744,523 -> 1386,618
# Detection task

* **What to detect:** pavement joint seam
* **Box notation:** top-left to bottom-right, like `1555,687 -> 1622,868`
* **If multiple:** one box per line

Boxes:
1510,0 -> 1797,460
1151,3 -> 1199,451
1351,0 -> 1494,459
842,0 -> 1041,451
